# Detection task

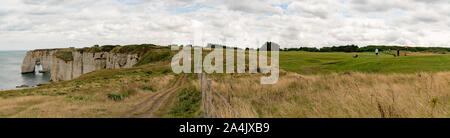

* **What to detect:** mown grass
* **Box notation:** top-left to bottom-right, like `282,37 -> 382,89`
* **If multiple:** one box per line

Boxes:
280,51 -> 450,74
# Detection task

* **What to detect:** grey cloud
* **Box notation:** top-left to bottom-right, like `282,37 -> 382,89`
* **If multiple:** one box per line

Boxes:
287,1 -> 334,19
349,0 -> 410,12
413,0 -> 447,3
212,0 -> 283,15
415,16 -> 439,23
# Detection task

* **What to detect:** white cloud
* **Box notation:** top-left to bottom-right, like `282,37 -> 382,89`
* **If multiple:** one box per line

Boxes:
0,0 -> 448,50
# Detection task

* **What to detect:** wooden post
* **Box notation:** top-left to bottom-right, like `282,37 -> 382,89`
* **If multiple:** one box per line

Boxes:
201,73 -> 208,118
207,79 -> 213,118
200,73 -> 203,117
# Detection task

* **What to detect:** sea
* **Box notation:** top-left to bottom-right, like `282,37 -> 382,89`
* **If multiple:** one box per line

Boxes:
0,51 -> 50,91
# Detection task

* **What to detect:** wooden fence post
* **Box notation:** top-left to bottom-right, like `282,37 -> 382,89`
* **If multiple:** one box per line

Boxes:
207,79 -> 213,118
200,74 -> 241,118
201,73 -> 208,118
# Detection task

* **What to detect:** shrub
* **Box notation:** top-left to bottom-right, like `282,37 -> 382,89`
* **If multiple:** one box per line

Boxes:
146,71 -> 153,75
107,91 -> 130,101
141,86 -> 156,92
110,44 -> 157,54
162,69 -> 170,74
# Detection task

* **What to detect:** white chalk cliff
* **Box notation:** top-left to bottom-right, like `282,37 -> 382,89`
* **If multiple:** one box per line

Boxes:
22,49 -> 140,81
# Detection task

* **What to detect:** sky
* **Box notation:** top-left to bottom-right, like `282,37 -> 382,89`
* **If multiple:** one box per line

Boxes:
0,0 -> 449,50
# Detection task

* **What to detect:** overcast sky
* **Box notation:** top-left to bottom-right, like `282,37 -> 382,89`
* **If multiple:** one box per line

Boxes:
0,0 -> 449,50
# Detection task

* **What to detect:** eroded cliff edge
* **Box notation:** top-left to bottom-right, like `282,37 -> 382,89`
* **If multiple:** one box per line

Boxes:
21,49 -> 57,74
22,47 -> 140,82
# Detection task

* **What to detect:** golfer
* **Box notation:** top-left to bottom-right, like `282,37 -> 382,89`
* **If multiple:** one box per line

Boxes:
375,49 -> 379,56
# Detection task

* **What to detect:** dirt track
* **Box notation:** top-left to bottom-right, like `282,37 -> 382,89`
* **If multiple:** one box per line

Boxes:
126,74 -> 187,118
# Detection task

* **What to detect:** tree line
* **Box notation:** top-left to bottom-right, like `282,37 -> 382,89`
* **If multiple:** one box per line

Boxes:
282,45 -> 450,53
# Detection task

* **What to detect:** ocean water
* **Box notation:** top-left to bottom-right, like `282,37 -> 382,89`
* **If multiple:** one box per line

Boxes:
0,51 -> 50,91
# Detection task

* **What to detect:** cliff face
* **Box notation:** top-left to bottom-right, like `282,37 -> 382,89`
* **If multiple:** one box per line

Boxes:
22,49 -> 140,82
21,49 -> 57,74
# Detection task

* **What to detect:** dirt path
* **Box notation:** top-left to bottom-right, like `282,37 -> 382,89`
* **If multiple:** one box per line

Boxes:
126,74 -> 186,118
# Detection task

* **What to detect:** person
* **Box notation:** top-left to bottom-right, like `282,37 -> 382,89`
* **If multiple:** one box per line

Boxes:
375,49 -> 379,56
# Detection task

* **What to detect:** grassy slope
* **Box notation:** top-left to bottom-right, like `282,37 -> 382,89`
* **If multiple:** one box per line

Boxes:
280,51 -> 450,74
0,62 -> 176,117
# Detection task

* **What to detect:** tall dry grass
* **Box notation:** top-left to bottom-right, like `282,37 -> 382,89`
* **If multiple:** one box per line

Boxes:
200,71 -> 450,118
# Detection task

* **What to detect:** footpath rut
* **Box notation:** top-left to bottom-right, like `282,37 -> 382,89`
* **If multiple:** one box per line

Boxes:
126,75 -> 186,118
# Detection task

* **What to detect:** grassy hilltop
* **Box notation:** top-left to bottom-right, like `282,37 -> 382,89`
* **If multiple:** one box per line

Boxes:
0,45 -> 449,118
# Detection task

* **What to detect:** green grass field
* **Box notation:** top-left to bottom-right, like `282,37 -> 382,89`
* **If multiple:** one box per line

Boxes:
280,51 -> 450,74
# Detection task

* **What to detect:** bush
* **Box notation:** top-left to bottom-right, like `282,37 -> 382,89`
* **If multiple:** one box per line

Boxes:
141,86 -> 156,92
107,91 -> 130,101
77,45 -> 119,53
283,47 -> 320,52
162,69 -> 171,74
110,44 -> 157,54
146,71 -> 153,75
283,45 -> 450,53
320,45 -> 359,52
